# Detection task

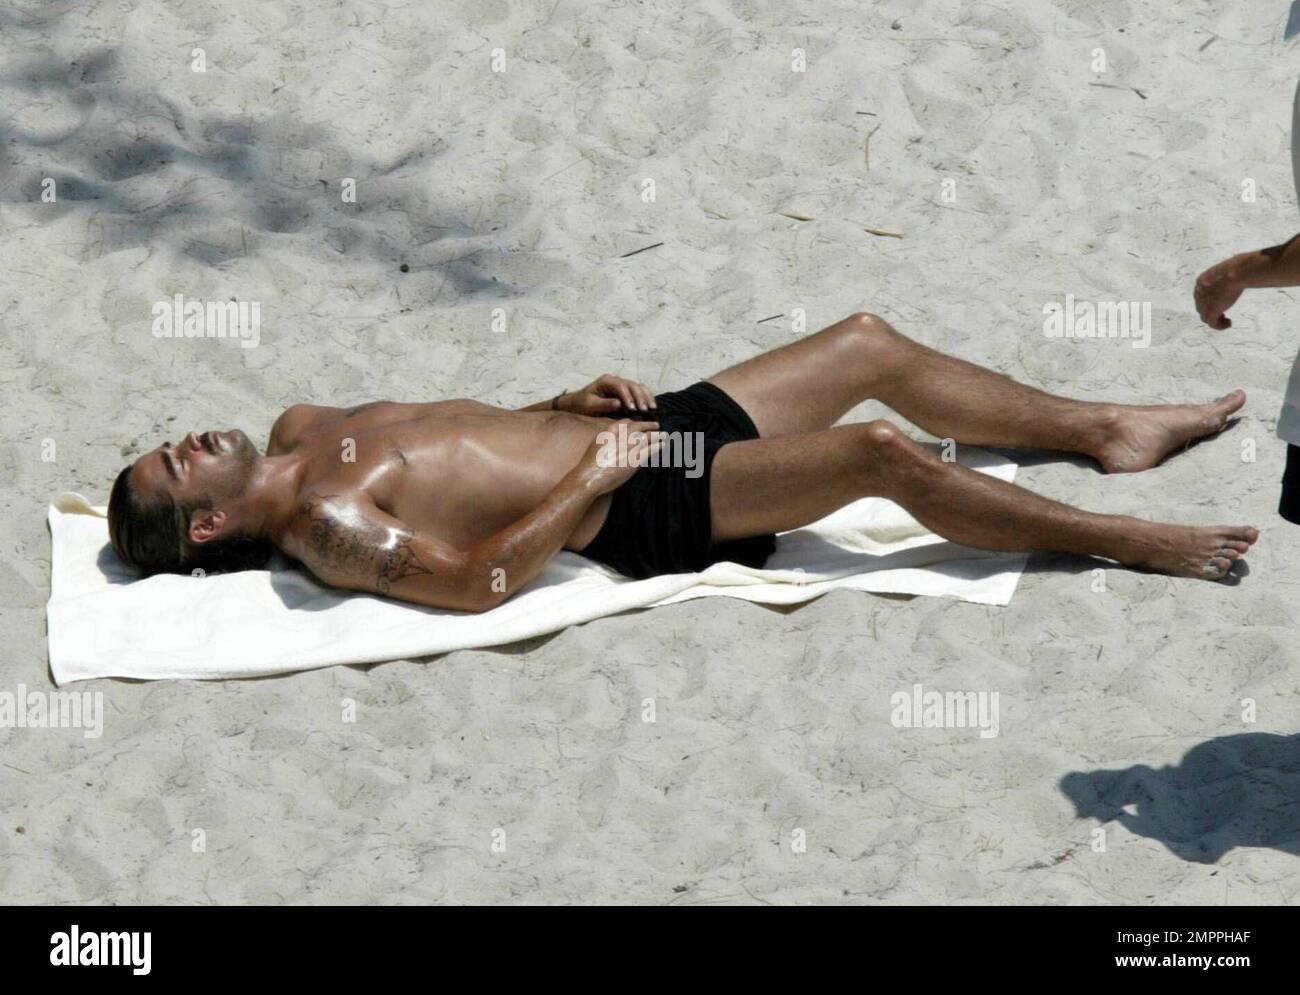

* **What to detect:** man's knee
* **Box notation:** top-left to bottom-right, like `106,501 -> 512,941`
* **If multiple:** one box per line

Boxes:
854,420 -> 934,487
840,312 -> 905,355
857,416 -> 930,468
857,419 -> 915,456
846,311 -> 890,331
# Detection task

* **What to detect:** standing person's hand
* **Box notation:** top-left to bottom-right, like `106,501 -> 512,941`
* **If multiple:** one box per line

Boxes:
559,374 -> 658,415
1195,263 -> 1245,329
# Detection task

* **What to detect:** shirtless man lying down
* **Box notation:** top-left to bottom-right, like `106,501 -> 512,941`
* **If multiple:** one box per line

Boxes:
108,313 -> 1257,611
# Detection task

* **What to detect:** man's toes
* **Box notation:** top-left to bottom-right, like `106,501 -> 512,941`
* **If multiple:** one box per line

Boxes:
1203,391 -> 1245,430
1213,389 -> 1245,412
1205,556 -> 1234,578
1221,526 -> 1258,545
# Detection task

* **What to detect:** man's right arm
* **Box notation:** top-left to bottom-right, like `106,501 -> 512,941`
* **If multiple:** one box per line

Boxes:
1196,234 -> 1300,328
287,421 -> 662,612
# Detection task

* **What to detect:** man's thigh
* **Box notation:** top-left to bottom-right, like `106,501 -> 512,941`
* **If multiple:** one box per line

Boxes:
708,426 -> 874,541
705,314 -> 879,439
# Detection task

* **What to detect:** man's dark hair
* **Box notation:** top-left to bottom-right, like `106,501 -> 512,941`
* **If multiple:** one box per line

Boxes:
107,465 -> 272,576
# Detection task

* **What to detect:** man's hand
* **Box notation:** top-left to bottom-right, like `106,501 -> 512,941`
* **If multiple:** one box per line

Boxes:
578,420 -> 663,494
1194,262 -> 1244,330
560,374 -> 658,415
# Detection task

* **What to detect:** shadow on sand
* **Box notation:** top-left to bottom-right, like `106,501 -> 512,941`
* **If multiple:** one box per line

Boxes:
1,36 -> 538,298
1060,733 -> 1300,863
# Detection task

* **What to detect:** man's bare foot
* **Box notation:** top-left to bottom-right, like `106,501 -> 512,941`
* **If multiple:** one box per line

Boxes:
1093,391 -> 1246,474
1118,522 -> 1258,580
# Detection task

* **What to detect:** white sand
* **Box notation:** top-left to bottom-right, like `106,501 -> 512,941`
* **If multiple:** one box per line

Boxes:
5,0 -> 1300,903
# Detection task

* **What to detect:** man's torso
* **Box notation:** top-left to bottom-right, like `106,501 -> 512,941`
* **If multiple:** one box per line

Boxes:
267,400 -> 615,557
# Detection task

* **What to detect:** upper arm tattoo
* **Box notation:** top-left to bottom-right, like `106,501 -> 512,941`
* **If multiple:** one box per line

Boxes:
301,499 -> 435,594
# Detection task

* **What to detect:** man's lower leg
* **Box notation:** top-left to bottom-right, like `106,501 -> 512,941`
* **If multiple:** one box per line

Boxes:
854,314 -> 1244,473
868,421 -> 1256,579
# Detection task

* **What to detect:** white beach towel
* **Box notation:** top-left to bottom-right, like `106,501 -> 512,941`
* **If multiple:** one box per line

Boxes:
45,451 -> 1027,684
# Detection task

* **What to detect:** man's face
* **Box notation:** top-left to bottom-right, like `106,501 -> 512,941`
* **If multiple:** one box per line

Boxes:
129,429 -> 259,524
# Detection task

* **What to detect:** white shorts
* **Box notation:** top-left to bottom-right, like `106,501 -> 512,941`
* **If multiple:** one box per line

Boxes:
1278,76 -> 1300,445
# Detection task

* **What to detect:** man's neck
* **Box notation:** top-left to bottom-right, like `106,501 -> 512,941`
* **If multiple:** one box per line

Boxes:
235,452 -> 310,542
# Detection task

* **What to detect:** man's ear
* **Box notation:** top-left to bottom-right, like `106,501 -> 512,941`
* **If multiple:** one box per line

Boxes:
188,508 -> 229,545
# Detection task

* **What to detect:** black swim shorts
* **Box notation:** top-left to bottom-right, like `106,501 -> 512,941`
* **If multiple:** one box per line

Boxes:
1281,444 -> 1300,525
577,380 -> 776,578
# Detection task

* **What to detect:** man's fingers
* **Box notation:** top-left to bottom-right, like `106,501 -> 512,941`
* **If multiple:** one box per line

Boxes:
629,431 -> 666,466
608,421 -> 660,441
597,386 -> 635,412
623,424 -> 662,448
615,381 -> 635,410
614,377 -> 653,411
592,376 -> 628,405
594,376 -> 656,412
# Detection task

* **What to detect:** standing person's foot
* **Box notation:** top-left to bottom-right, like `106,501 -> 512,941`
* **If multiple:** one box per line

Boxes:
1117,521 -> 1258,580
1093,391 -> 1246,473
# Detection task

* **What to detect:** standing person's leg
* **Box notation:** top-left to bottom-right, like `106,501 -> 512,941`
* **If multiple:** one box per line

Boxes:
1280,445 -> 1300,524
708,421 -> 1257,580
706,312 -> 1243,472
